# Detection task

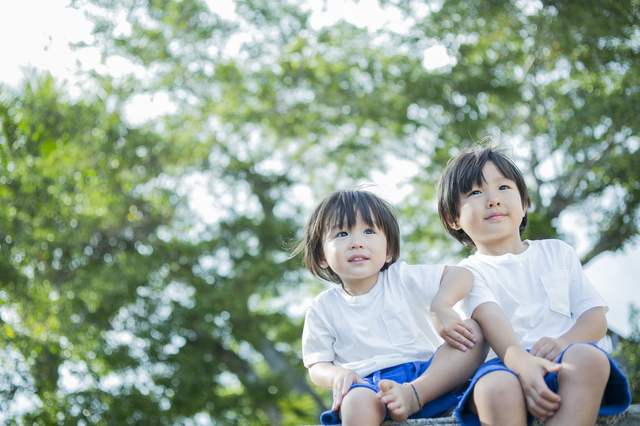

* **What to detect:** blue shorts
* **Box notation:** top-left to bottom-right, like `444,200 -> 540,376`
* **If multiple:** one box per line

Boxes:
320,359 -> 466,425
455,343 -> 631,426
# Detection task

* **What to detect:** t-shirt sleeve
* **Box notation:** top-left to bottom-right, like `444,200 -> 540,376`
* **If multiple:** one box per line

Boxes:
396,262 -> 446,306
301,303 -> 336,368
459,260 -> 499,317
563,242 -> 609,317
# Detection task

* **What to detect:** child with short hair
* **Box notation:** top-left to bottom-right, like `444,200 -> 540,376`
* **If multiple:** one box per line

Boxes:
437,145 -> 631,426
295,188 -> 488,426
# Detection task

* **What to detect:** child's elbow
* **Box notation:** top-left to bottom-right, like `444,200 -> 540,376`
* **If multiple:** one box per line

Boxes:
587,306 -> 609,340
596,309 -> 609,338
308,362 -> 332,389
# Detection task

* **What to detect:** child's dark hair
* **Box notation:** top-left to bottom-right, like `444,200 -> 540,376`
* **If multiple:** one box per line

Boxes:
437,145 -> 531,248
292,188 -> 401,285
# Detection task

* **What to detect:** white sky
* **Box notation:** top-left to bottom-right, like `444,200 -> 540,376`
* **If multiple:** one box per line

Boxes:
1,0 -> 639,337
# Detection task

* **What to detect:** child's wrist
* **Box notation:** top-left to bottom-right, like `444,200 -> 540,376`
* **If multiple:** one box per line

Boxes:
430,304 -> 453,315
503,347 -> 532,372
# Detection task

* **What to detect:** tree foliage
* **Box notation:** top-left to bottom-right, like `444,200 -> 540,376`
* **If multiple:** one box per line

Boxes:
1,0 -> 639,424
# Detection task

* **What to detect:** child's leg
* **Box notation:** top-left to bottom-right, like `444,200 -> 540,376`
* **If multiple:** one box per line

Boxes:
472,370 -> 527,426
546,344 -> 610,426
340,387 -> 386,426
378,319 -> 488,421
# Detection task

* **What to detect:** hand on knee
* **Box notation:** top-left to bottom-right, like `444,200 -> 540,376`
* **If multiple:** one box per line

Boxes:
463,319 -> 489,361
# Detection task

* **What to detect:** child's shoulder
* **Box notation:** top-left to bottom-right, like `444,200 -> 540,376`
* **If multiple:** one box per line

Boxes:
384,260 -> 446,281
310,285 -> 343,305
527,238 -> 573,253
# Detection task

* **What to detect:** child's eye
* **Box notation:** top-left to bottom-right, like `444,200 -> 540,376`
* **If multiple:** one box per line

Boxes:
364,229 -> 374,234
499,184 -> 510,190
337,231 -> 348,237
469,190 -> 481,196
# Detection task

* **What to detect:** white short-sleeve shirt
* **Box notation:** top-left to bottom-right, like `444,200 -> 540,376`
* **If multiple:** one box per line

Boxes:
461,239 -> 608,355
302,261 -> 445,378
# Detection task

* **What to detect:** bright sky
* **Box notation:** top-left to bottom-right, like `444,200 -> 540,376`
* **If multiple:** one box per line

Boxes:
1,0 -> 639,337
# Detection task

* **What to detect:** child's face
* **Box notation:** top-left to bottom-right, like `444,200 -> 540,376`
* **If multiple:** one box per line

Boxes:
319,211 -> 391,294
449,162 -> 526,254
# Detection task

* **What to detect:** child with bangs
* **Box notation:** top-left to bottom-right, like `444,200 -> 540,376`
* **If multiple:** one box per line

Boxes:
437,144 -> 630,426
294,188 -> 488,426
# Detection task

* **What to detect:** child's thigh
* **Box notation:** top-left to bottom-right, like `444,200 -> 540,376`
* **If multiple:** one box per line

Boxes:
471,370 -> 524,414
341,387 -> 386,420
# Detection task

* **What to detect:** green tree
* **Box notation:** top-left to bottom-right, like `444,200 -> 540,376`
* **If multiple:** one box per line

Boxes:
391,0 -> 640,264
1,0 -> 639,424
0,72 -> 318,425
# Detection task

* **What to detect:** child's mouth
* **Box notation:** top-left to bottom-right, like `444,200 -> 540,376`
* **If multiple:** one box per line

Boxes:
486,213 -> 505,220
349,256 -> 368,263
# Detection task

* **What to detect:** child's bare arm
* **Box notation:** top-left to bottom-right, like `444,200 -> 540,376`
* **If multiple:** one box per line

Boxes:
472,302 -> 563,421
430,266 -> 476,351
308,362 -> 366,411
530,307 -> 607,362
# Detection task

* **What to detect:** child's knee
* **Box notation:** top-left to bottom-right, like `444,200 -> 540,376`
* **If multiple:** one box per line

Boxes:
342,387 -> 381,409
561,344 -> 610,382
474,371 -> 524,407
341,387 -> 386,422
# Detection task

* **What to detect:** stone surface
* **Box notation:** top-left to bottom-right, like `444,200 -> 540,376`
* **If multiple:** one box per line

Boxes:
302,405 -> 640,426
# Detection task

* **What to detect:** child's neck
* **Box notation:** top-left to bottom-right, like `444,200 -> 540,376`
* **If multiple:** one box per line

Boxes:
476,239 -> 528,257
342,274 -> 380,296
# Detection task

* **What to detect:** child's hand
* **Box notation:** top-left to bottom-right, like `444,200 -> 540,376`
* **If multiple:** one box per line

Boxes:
530,337 -> 569,362
331,369 -> 366,411
430,307 -> 476,352
513,354 -> 563,420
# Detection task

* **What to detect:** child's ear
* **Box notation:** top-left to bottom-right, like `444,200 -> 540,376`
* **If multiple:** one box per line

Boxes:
445,214 -> 461,230
319,258 -> 329,269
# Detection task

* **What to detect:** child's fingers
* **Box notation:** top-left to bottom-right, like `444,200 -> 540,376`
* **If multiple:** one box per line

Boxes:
331,391 -> 342,411
544,348 -> 562,362
531,342 -> 552,360
332,387 -> 347,410
445,334 -> 469,351
524,380 -> 560,419
461,320 -> 475,334
543,360 -> 563,374
455,332 -> 475,349
531,337 -> 554,358
524,395 -> 547,420
525,393 -> 557,420
448,324 -> 476,348
530,339 -> 544,356
457,323 -> 477,343
533,373 -> 561,406
332,379 -> 350,410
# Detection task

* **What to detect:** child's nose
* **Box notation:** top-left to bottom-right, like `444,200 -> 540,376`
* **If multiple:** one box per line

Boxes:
349,237 -> 364,249
487,196 -> 502,208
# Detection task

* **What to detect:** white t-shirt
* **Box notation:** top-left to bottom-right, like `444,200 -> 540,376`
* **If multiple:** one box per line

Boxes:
302,261 -> 446,378
461,239 -> 608,356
